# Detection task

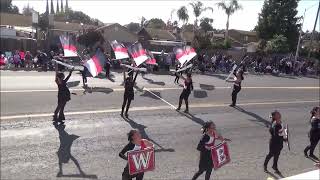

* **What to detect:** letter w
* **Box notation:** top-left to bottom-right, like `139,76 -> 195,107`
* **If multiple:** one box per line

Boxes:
132,152 -> 151,170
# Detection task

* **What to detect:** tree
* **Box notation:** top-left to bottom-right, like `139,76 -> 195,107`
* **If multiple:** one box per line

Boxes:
50,0 -> 54,14
189,1 -> 213,27
216,0 -> 242,41
255,0 -> 300,51
177,6 -> 189,26
200,17 -> 213,33
140,16 -> 147,28
266,34 -> 289,53
0,0 -> 19,14
126,22 -> 141,33
182,24 -> 195,32
22,4 -> 34,16
145,18 -> 166,29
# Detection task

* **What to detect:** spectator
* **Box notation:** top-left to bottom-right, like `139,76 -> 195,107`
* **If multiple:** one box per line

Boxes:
25,51 -> 33,69
19,50 -> 25,68
13,50 -> 21,68
0,54 -> 7,68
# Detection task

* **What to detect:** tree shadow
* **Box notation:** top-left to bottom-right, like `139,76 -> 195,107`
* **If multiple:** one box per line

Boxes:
178,111 -> 205,126
83,86 -> 114,95
233,106 -> 271,128
54,123 -> 98,179
193,90 -> 208,98
199,84 -> 215,91
140,90 -> 162,100
142,76 -> 166,86
67,81 -> 80,88
123,117 -> 175,153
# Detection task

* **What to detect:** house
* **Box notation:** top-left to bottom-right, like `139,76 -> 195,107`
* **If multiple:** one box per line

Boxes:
96,23 -> 138,45
228,29 -> 258,45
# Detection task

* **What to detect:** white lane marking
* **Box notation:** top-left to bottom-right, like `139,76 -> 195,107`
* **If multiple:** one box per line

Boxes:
1,100 -> 318,120
1,86 -> 319,93
143,87 -> 177,109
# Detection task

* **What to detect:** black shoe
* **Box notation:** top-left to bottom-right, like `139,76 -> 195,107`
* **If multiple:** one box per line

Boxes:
184,110 -> 189,114
120,113 -> 123,117
309,154 -> 318,160
272,166 -> 280,174
176,108 -> 180,111
263,166 -> 268,173
304,149 -> 309,157
125,113 -> 128,118
229,104 -> 235,107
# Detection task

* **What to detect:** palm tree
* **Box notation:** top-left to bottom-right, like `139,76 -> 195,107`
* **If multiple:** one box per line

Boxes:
217,0 -> 242,41
177,6 -> 189,26
189,1 -> 213,28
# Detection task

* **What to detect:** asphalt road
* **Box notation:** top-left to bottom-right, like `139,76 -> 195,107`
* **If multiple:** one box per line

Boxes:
1,70 -> 319,180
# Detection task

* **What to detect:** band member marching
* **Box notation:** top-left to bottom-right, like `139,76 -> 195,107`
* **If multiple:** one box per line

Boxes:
176,72 -> 193,113
119,129 -> 154,180
174,63 -> 181,84
264,111 -> 287,174
192,121 -> 231,180
226,69 -> 244,107
121,71 -> 138,118
304,106 -> 320,160
53,65 -> 73,124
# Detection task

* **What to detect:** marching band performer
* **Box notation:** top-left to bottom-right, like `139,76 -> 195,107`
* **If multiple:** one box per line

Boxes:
264,111 -> 287,174
121,72 -> 138,118
176,72 -> 193,113
53,67 -> 73,124
226,69 -> 244,107
192,121 -> 231,180
174,63 -> 181,84
119,129 -> 154,180
304,106 -> 320,159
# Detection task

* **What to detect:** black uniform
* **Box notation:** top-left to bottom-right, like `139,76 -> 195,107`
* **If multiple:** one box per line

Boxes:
80,66 -> 88,87
119,142 -> 145,180
121,73 -> 138,116
304,117 -> 320,157
174,65 -> 181,84
264,121 -> 284,171
177,78 -> 193,112
231,76 -> 242,106
192,134 -> 214,180
54,71 -> 72,122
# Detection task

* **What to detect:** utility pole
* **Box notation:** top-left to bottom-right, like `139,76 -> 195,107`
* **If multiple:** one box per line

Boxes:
294,9 -> 306,62
308,1 -> 320,58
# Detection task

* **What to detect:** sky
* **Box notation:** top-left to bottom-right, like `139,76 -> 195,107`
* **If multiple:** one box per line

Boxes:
12,0 -> 319,32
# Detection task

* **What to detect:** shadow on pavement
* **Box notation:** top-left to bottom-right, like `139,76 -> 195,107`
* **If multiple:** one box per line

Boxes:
203,73 -> 228,80
234,106 -> 271,128
199,84 -> 215,91
266,171 -> 283,179
193,90 -> 208,98
67,81 -> 80,88
123,117 -> 175,153
140,90 -> 162,100
233,106 -> 271,128
178,111 -> 205,126
142,76 -> 166,86
54,123 -> 98,179
83,87 -> 114,95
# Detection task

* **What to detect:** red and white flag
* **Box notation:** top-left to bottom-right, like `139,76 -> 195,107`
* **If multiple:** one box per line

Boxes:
110,40 -> 129,60
145,50 -> 157,65
128,43 -> 148,67
211,141 -> 231,170
84,49 -> 106,77
128,148 -> 155,175
59,35 -> 78,57
173,46 -> 197,66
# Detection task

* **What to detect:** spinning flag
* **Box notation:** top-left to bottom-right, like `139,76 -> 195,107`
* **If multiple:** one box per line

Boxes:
145,50 -> 157,65
59,35 -> 78,57
174,46 -> 197,66
110,40 -> 129,60
84,49 -> 106,77
128,43 -> 148,67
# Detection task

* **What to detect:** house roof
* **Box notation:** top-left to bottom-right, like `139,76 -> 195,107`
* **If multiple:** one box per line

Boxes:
96,23 -> 138,43
229,29 -> 257,36
0,13 -> 32,27
143,28 -> 176,41
53,21 -> 97,32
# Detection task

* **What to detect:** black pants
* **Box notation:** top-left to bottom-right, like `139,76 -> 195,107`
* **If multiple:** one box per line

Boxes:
82,74 -> 87,86
122,166 -> 144,180
54,100 -> 67,121
192,168 -> 212,180
304,131 -> 320,156
178,90 -> 190,111
174,75 -> 180,83
122,94 -> 133,115
264,147 -> 282,169
231,85 -> 241,106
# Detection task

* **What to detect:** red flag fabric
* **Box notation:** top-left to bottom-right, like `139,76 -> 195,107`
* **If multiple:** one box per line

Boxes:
173,46 -> 197,65
59,35 -> 78,57
128,43 -> 148,66
84,49 -> 106,77
145,50 -> 157,65
128,148 -> 155,175
211,141 -> 231,170
110,40 -> 129,59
